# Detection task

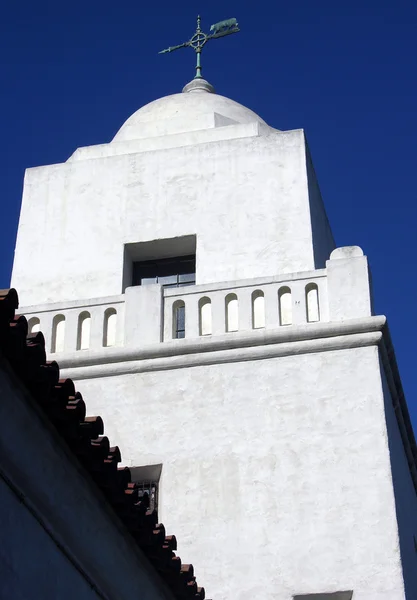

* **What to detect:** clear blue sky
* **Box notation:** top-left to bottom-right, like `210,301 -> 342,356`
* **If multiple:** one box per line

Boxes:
1,1 -> 416,420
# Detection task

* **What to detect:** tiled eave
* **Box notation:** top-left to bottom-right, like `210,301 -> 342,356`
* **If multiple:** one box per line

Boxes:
0,288 -> 205,600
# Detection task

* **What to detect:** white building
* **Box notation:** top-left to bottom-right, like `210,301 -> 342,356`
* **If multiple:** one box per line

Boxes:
11,76 -> 417,600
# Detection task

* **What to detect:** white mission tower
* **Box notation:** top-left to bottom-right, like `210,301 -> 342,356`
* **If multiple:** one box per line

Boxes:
11,74 -> 417,600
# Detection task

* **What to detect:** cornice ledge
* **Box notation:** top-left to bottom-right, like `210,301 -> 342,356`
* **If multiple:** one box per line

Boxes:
59,316 -> 386,380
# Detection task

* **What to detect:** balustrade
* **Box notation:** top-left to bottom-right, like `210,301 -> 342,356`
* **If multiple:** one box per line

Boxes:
163,273 -> 328,341
19,272 -> 329,350
21,296 -> 125,354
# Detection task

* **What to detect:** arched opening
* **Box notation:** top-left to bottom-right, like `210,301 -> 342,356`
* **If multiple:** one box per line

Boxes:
225,293 -> 238,332
77,311 -> 91,350
199,297 -> 212,336
252,290 -> 265,329
172,300 -> 185,339
103,308 -> 117,347
306,283 -> 320,323
51,315 -> 65,353
278,287 -> 292,326
28,317 -> 40,335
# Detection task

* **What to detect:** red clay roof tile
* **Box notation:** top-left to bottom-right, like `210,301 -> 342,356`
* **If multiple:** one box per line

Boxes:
0,288 -> 205,600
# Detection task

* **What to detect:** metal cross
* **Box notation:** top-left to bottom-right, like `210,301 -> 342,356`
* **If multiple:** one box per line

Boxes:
159,15 -> 240,80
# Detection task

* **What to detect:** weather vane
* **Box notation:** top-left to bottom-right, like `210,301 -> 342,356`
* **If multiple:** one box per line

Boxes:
159,16 -> 240,80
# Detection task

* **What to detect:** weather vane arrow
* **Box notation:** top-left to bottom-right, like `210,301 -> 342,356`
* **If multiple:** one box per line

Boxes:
159,15 -> 240,80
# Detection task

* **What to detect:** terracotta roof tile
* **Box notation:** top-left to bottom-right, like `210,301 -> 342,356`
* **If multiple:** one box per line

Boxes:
0,288 -> 205,600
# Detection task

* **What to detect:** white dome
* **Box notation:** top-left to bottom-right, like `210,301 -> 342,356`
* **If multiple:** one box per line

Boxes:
112,80 -> 267,142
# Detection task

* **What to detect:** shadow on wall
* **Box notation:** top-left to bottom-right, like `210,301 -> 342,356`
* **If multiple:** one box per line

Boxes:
381,361 -> 417,599
293,592 -> 353,600
305,139 -> 336,269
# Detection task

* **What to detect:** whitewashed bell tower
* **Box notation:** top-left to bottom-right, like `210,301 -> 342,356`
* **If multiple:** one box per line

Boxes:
11,17 -> 417,600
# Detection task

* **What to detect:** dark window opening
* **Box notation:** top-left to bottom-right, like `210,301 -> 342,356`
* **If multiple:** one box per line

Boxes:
132,255 -> 195,288
129,464 -> 162,514
136,480 -> 158,512
174,304 -> 185,339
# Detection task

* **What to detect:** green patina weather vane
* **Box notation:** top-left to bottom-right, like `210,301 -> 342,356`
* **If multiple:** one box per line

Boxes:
159,15 -> 240,80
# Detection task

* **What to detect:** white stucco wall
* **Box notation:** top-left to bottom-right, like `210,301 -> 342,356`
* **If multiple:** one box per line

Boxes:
12,127 -> 334,306
74,343 -> 405,600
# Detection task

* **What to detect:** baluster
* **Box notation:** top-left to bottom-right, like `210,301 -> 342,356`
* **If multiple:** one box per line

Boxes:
184,296 -> 199,339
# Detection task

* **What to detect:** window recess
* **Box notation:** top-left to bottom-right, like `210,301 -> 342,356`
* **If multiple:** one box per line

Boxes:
132,255 -> 196,288
129,464 -> 162,513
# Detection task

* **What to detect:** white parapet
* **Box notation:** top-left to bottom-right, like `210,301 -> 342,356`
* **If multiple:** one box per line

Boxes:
163,269 -> 329,341
22,295 -> 126,356
18,247 -> 372,358
326,246 -> 373,320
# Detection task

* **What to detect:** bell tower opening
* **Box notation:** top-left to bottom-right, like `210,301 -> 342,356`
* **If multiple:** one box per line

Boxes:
123,234 -> 196,291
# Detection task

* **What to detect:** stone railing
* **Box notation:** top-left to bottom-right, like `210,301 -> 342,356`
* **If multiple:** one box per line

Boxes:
21,295 -> 125,355
163,271 -> 328,341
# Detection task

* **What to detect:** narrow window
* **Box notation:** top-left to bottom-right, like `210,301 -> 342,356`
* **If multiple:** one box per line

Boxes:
199,297 -> 212,336
130,464 -> 162,514
28,317 -> 40,334
136,481 -> 158,512
306,283 -> 320,323
103,308 -> 117,347
278,287 -> 292,326
51,315 -> 65,353
252,290 -> 265,329
77,311 -> 91,350
225,293 -> 239,332
173,300 -> 185,339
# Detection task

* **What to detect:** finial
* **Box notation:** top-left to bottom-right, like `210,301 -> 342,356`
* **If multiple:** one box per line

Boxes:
182,78 -> 215,94
159,16 -> 240,82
